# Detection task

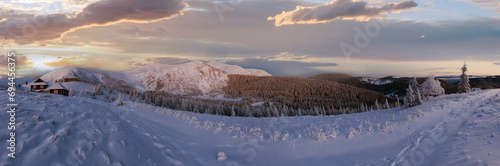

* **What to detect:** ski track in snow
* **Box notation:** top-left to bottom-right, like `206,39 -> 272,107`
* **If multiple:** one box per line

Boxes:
390,90 -> 500,166
0,90 -> 499,165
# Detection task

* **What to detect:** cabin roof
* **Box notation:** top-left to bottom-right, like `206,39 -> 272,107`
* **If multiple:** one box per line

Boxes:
33,78 -> 45,83
30,82 -> 47,85
47,83 -> 67,90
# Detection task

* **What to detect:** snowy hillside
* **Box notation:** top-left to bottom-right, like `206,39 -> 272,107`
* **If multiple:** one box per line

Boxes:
0,76 -> 34,90
125,61 -> 229,95
38,61 -> 271,95
207,61 -> 271,76
1,89 -> 499,165
40,67 -> 129,87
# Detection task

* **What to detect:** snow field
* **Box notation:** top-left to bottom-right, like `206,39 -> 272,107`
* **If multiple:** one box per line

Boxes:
0,89 -> 499,165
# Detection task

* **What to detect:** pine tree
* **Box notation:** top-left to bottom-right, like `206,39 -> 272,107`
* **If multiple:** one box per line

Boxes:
231,106 -> 236,117
117,94 -> 123,106
375,99 -> 381,110
404,84 -> 420,107
396,97 -> 401,108
457,62 -> 471,93
414,87 -> 423,105
410,75 -> 423,100
384,99 -> 390,109
360,103 -> 366,112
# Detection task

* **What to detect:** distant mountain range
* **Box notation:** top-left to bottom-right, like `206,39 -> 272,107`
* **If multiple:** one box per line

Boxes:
38,61 -> 271,95
309,73 -> 500,97
6,62 -> 497,112
12,61 -> 498,106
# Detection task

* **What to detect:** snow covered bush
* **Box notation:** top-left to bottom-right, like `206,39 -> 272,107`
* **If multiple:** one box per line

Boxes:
457,63 -> 471,93
116,95 -> 123,106
420,75 -> 445,99
217,152 -> 228,161
310,128 -> 338,141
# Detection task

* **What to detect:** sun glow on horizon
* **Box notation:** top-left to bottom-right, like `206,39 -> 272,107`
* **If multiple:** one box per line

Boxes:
25,54 -> 59,71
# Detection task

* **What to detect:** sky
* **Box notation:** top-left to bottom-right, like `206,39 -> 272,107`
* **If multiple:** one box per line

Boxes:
0,0 -> 499,77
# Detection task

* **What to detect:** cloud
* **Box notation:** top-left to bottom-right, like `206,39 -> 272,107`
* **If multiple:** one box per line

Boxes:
257,52 -> 309,61
267,0 -> 417,26
422,67 -> 447,71
145,57 -> 190,65
44,57 -> 111,69
0,54 -> 33,68
0,0 -> 187,44
494,63 -> 500,65
465,0 -> 500,12
16,0 -> 500,77
44,58 -> 76,67
224,58 -> 338,77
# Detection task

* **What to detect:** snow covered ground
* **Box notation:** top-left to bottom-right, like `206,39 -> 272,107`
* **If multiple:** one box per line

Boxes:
1,89 -> 499,165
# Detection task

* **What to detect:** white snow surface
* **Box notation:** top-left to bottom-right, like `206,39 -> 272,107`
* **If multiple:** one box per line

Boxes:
1,89 -> 499,165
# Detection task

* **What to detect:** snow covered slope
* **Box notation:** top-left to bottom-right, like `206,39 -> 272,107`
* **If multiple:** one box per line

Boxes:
1,89 -> 499,165
39,61 -> 271,95
0,76 -> 34,90
125,61 -> 229,95
40,67 -> 129,87
207,61 -> 271,76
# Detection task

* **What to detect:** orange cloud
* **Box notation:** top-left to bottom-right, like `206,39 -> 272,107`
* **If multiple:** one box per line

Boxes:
44,58 -> 76,67
0,0 -> 188,44
44,57 -> 126,70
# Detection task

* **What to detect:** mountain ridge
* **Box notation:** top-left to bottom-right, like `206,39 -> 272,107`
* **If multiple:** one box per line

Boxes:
39,61 -> 272,95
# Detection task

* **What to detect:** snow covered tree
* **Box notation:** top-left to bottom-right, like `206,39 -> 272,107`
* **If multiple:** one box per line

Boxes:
93,84 -> 103,95
117,94 -> 123,106
375,99 -> 381,110
360,103 -> 367,112
231,106 -> 236,117
384,99 -> 390,109
410,75 -> 423,100
69,89 -> 76,97
457,62 -> 471,93
404,83 -> 422,107
396,97 -> 401,108
419,75 -> 445,99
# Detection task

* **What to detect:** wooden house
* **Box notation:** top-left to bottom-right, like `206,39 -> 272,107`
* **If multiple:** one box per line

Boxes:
46,83 -> 69,96
63,77 -> 80,82
30,78 -> 48,92
29,78 -> 69,96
